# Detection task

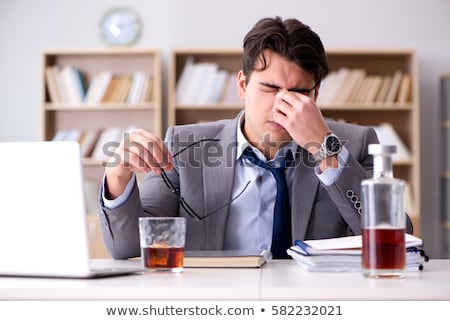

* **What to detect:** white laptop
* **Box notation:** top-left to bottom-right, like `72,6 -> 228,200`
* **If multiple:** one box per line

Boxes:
0,141 -> 142,278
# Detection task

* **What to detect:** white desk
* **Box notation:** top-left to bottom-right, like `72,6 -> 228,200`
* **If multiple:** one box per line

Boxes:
1,260 -> 449,300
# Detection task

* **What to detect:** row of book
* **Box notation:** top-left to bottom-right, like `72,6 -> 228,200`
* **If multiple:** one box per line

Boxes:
52,126 -> 137,161
316,68 -> 411,105
45,65 -> 153,105
175,57 -> 242,105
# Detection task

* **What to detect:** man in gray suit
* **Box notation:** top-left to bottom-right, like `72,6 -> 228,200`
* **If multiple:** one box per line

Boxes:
99,16 -> 413,259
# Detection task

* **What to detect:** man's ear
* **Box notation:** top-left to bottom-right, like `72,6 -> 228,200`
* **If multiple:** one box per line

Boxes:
237,70 -> 246,99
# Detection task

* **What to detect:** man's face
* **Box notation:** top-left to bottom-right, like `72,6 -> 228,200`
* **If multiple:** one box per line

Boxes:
238,50 -> 317,152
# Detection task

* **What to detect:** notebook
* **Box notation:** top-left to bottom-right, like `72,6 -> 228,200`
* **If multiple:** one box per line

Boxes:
0,141 -> 142,278
183,250 -> 269,268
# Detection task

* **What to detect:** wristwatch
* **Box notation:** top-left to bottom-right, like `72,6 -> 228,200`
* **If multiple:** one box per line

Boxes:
313,133 -> 342,162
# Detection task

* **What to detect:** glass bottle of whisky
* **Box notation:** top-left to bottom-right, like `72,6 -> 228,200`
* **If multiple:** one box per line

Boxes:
361,144 -> 406,278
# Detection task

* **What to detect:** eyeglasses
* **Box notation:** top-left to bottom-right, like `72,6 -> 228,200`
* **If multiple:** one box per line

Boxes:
160,139 -> 250,221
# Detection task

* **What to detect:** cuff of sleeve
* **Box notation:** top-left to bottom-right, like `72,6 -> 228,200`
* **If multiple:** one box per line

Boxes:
315,146 -> 349,186
102,173 -> 137,209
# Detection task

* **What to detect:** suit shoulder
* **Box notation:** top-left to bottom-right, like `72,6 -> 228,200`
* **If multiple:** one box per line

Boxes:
166,118 -> 236,141
326,119 -> 376,138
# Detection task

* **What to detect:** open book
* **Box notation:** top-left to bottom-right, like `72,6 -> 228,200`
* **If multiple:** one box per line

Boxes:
287,234 -> 428,272
183,250 -> 268,268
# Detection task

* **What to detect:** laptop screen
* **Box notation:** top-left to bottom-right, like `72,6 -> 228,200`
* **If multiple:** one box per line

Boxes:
0,141 -> 92,277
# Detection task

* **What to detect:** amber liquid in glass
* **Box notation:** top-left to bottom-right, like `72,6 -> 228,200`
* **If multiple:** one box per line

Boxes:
142,246 -> 184,270
362,228 -> 405,271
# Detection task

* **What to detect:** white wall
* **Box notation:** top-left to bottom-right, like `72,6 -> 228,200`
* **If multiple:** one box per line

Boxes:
1,0 -> 449,257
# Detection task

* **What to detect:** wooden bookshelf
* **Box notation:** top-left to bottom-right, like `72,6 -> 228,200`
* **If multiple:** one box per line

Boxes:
168,48 -> 421,235
41,49 -> 162,258
41,48 -> 162,181
168,48 -> 244,126
324,50 -> 420,234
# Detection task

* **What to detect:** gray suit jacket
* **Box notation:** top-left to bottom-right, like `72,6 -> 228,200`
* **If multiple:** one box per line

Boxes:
99,115 -> 413,259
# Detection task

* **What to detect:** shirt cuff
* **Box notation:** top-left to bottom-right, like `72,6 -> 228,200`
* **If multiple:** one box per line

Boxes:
315,146 -> 349,186
102,173 -> 136,209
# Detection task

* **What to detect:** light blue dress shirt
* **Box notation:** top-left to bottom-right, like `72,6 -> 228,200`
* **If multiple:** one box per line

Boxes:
223,115 -> 349,251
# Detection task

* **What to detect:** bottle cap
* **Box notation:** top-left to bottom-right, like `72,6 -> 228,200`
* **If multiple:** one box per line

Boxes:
368,144 -> 397,156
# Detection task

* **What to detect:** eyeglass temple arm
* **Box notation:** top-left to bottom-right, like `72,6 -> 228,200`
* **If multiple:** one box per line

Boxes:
160,169 -> 202,221
201,180 -> 251,220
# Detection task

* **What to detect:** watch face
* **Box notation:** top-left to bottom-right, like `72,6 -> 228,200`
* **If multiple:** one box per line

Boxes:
326,135 -> 341,154
99,7 -> 142,46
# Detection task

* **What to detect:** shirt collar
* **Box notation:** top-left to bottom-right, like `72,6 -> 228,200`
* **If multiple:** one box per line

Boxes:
236,112 -> 298,162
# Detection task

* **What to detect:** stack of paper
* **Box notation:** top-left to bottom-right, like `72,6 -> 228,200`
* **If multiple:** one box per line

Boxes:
287,234 -> 428,272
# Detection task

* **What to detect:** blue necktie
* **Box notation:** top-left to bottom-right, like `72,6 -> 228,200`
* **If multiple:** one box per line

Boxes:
243,147 -> 293,259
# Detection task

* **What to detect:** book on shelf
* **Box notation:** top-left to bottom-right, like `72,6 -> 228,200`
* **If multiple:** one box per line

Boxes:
316,68 -> 411,105
183,250 -> 268,268
101,75 -> 120,103
45,66 -> 62,103
112,76 -> 133,103
396,74 -> 411,104
178,62 -> 218,105
84,70 -> 114,105
373,123 -> 412,162
346,73 -> 366,103
80,129 -> 103,158
175,58 -> 236,105
194,62 -> 219,104
175,56 -> 195,103
385,70 -> 403,104
49,68 -> 153,106
107,76 -> 123,103
60,65 -> 86,104
287,233 -> 428,272
374,75 -> 393,103
51,128 -> 83,142
140,76 -> 154,103
364,75 -> 383,104
127,71 -> 149,104
220,72 -> 242,104
197,68 -> 229,104
53,65 -> 70,103
51,129 -> 70,141
333,68 -> 366,104
316,67 -> 350,105
83,73 -> 100,104
51,126 -> 139,161
90,127 -> 123,161
353,75 -> 373,104
316,70 -> 337,105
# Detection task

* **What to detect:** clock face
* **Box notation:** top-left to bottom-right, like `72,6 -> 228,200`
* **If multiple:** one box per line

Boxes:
99,7 -> 142,46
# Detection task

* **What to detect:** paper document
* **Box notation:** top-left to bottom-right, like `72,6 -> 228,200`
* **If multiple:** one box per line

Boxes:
288,233 -> 428,272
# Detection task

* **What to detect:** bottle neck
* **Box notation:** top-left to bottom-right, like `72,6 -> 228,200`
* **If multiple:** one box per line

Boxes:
373,156 -> 394,179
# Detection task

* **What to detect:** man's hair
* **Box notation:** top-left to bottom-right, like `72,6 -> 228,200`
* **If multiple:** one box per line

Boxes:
242,16 -> 329,85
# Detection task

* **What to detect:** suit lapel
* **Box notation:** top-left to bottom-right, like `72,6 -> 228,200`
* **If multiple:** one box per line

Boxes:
201,118 -> 239,249
291,147 -> 319,240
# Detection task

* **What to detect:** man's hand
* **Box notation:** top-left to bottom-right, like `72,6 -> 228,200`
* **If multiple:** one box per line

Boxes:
272,90 -> 338,170
104,129 -> 173,199
272,90 -> 329,154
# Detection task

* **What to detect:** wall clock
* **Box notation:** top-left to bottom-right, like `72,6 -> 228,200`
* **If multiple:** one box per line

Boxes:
99,7 -> 142,46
